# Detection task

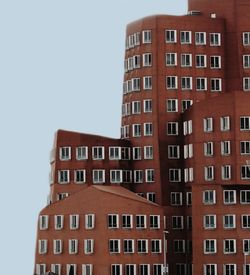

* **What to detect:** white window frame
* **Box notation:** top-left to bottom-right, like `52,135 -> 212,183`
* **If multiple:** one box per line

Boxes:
142,30 -> 152,44
59,146 -> 71,161
92,169 -> 105,184
92,146 -> 105,160
70,214 -> 79,230
54,215 -> 64,230
223,190 -> 236,205
85,214 -> 95,230
166,76 -> 178,90
180,31 -> 192,44
166,29 -> 177,43
210,33 -> 221,46
196,77 -> 207,91
167,99 -> 178,112
166,53 -> 177,66
74,169 -> 86,183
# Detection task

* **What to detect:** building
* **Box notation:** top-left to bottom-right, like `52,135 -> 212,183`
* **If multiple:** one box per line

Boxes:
34,0 -> 250,274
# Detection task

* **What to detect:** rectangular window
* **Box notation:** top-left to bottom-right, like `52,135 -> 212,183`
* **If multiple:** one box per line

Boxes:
74,169 -> 86,183
85,214 -> 95,230
150,215 -> 160,229
110,170 -> 123,183
186,192 -> 192,206
204,215 -> 216,229
59,146 -> 71,161
136,215 -> 146,229
203,190 -> 216,204
153,265 -> 163,275
144,146 -> 153,159
241,165 -> 250,179
223,239 -> 236,254
145,169 -> 154,182
210,33 -> 221,46
147,192 -> 156,203
223,190 -> 236,205
36,264 -> 46,275
204,264 -> 217,275
221,165 -> 231,180
220,116 -> 230,131
92,169 -> 105,184
196,55 -> 207,68
204,166 -> 214,181
133,147 -> 141,160
109,239 -> 120,253
38,239 -> 47,254
138,239 -> 148,253
143,99 -> 152,113
84,239 -> 94,254
203,117 -> 213,132
167,122 -> 179,135
82,264 -> 93,275
53,239 -> 62,254
240,117 -> 250,130
221,141 -> 231,155
180,31 -> 192,44
211,78 -> 222,92
167,99 -> 178,112
132,78 -> 141,91
196,77 -> 207,91
132,124 -> 141,137
92,146 -> 104,160
242,215 -> 250,228
182,100 -> 193,112
166,30 -> 177,43
121,147 -> 130,160
174,240 -> 185,253
181,54 -> 192,67
204,239 -> 217,254
39,215 -> 49,230
144,122 -> 153,136
223,264 -> 237,275
111,264 -> 122,275
224,215 -> 236,229
142,30 -> 152,44
69,239 -> 78,254
109,147 -> 121,160
151,239 -> 162,253
211,56 -> 221,69
243,239 -> 250,253
125,264 -> 136,275
241,190 -> 250,204
143,53 -> 152,66
67,265 -> 76,275
195,32 -> 206,45
133,55 -> 141,68
240,141 -> 250,154
124,239 -> 134,253
139,264 -> 150,275
58,170 -> 69,184
122,214 -> 133,229
70,214 -> 79,230
166,76 -> 178,89
172,216 -> 184,229
243,77 -> 250,91
243,32 -> 250,46
134,170 -> 143,183
143,76 -> 152,90
243,55 -> 250,68
181,77 -> 193,90
51,264 -> 61,275
169,169 -> 181,182
168,145 -> 180,159
76,146 -> 88,160
54,215 -> 64,230
166,53 -> 177,66
204,142 -> 214,156
108,214 -> 119,229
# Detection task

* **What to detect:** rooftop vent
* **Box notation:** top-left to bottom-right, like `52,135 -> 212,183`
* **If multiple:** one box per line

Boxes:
187,10 -> 201,16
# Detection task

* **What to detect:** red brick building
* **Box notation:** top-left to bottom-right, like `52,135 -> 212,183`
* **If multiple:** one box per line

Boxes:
34,0 -> 250,274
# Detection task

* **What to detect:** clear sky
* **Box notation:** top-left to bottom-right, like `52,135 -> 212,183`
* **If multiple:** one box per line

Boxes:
0,0 -> 187,273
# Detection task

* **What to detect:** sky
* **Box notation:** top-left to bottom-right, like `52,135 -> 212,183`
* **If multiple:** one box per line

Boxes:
0,0 -> 187,273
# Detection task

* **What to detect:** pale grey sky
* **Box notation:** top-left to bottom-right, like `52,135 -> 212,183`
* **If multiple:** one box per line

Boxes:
0,1 -> 187,273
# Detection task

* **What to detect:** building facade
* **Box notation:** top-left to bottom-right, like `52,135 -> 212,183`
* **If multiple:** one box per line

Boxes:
34,0 -> 250,274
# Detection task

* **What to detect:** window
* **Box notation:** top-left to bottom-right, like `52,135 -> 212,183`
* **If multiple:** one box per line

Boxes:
145,169 -> 154,182
70,214 -> 79,230
220,116 -> 230,131
243,239 -> 250,253
136,215 -> 146,229
109,147 -> 121,160
203,190 -> 216,204
172,216 -> 184,229
58,170 -> 69,183
36,264 -> 46,275
84,239 -> 94,254
166,76 -> 178,89
203,117 -> 213,132
204,166 -> 214,181
134,170 -> 143,183
82,264 -> 93,275
167,122 -> 179,135
204,239 -> 217,254
169,169 -> 181,182
69,239 -> 78,254
124,239 -> 134,253
142,30 -> 152,43
121,147 -> 130,160
153,265 -> 162,275
166,30 -> 177,43
57,192 -> 68,200
132,124 -> 141,137
204,264 -> 217,275
243,55 -> 250,68
131,101 -> 141,115
224,215 -> 236,229
182,100 -> 193,112
38,239 -> 47,254
110,170 -> 123,183
241,190 -> 250,204
108,214 -> 119,229
241,165 -> 250,179
183,144 -> 193,159
167,99 -> 178,112
196,77 -> 207,91
143,99 -> 152,113
143,53 -> 152,66
144,123 -> 153,136
223,190 -> 236,205
92,169 -> 105,184
240,117 -> 250,130
133,55 -> 141,68
122,214 -> 133,229
138,239 -> 148,253
76,146 -> 88,160
195,32 -> 206,45
168,145 -> 180,159
210,33 -> 221,46
121,125 -> 129,139
151,239 -> 161,253
211,56 -> 221,69
74,169 -> 86,183
123,170 -> 132,183
125,264 -> 136,275
150,215 -> 160,229
240,141 -> 250,154
132,78 -> 140,91
196,55 -> 207,68
224,239 -> 236,254
67,265 -> 76,275
111,264 -> 122,275
92,146 -> 104,160
144,146 -> 153,159
133,147 -> 141,160
224,264 -> 237,275
166,53 -> 177,66
143,76 -> 152,90
186,192 -> 192,206
183,120 -> 193,135
139,264 -> 150,275
243,32 -> 250,45
54,215 -> 64,230
204,215 -> 216,229
180,31 -> 192,44
181,54 -> 192,67
59,146 -> 71,160
221,141 -> 231,155
174,240 -> 185,253
109,239 -> 120,253
181,77 -> 193,90
85,214 -> 95,229
243,77 -> 250,91
204,142 -> 214,156
221,165 -> 231,180
39,215 -> 49,230
242,215 -> 250,229
53,239 -> 62,254
211,78 -> 222,92
51,264 -> 61,275
147,192 -> 156,203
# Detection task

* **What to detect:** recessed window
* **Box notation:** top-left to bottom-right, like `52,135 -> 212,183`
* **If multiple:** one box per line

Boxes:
70,214 -> 79,230
138,239 -> 148,253
196,77 -> 207,91
38,240 -> 47,254
110,170 -> 123,183
121,147 -> 130,160
204,264 -> 217,275
166,53 -> 177,66
132,78 -> 140,91
203,190 -> 216,204
133,55 -> 141,68
243,239 -> 250,253
181,77 -> 193,91
204,239 -> 217,254
204,142 -> 214,156
143,76 -> 152,90
180,31 -> 192,44
59,146 -> 71,161
136,215 -> 146,229
39,215 -> 49,230
168,145 -> 180,159
196,55 -> 207,68
111,264 -> 122,275
169,169 -> 181,182
69,239 -> 78,254
139,264 -> 150,275
82,264 -> 93,275
182,100 -> 193,112
166,76 -> 178,89
142,30 -> 152,44
240,117 -> 250,130
131,101 -> 141,114
108,214 -> 119,229
243,32 -> 250,46
53,239 -> 62,254
36,264 -> 46,275
203,117 -> 213,132
85,214 -> 95,230
84,239 -> 94,254
243,55 -> 250,68
134,170 -> 143,183
51,264 -> 61,275
221,165 -> 231,180
172,216 -> 184,229
211,78 -> 222,92
54,215 -> 64,230
58,170 -> 69,184
67,264 -> 77,275
240,190 -> 250,204
195,32 -> 206,45
144,146 -> 153,159
109,147 -> 121,160
150,215 -> 160,229
240,141 -> 250,155
181,54 -> 192,67
243,77 -> 250,91
74,170 -> 86,183
143,99 -> 152,113
204,166 -> 214,181
109,239 -> 120,253
167,99 -> 178,112
145,169 -> 154,182
220,116 -> 230,131
166,30 -> 177,43
223,239 -> 236,254
151,239 -> 162,253
204,215 -> 216,229
76,146 -> 88,160
174,240 -> 185,253
223,215 -> 236,229
144,122 -> 153,136
223,190 -> 236,205
241,165 -> 250,179
211,56 -> 221,69
132,147 -> 141,160
147,192 -> 156,203
221,140 -> 231,155
121,125 -> 129,139
122,214 -> 133,229
210,33 -> 221,46
92,146 -> 104,160
142,53 -> 152,66
153,265 -> 163,275
167,122 -> 179,135
124,240 -> 134,254
132,124 -> 141,137
92,169 -> 105,184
